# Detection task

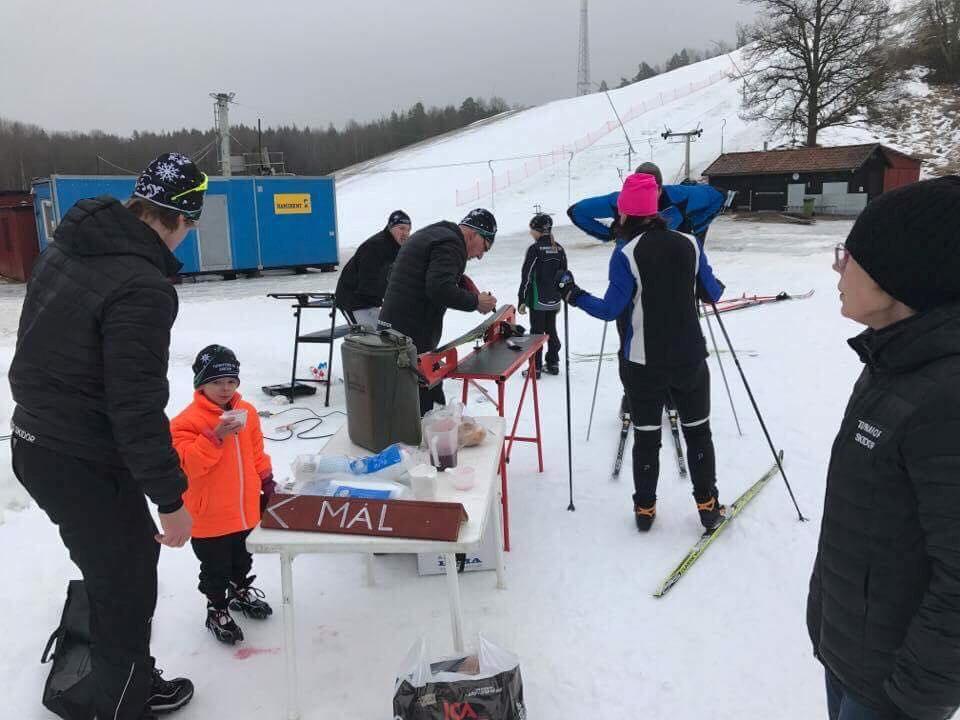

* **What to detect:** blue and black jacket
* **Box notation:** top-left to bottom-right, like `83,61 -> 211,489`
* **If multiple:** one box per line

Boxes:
518,235 -> 567,312
574,227 -> 722,367
566,184 -> 725,242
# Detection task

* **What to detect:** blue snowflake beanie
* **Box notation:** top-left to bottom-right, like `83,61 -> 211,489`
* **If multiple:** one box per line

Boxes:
133,152 -> 207,221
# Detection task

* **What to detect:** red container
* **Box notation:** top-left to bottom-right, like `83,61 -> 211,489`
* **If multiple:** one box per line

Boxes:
0,191 -> 39,282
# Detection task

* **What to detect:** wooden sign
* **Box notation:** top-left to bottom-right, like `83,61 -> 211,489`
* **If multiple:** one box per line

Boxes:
261,493 -> 468,541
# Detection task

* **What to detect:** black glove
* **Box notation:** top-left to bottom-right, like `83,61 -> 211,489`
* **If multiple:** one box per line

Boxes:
608,219 -> 621,241
696,279 -> 725,304
556,270 -> 585,306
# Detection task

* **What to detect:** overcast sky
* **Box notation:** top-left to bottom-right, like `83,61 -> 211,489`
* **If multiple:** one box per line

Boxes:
1,0 -> 754,136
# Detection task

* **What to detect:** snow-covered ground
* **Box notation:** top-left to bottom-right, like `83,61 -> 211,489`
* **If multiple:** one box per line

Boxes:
0,213 -> 865,719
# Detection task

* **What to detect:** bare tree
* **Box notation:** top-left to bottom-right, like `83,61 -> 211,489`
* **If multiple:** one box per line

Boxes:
740,0 -> 897,146
908,0 -> 960,81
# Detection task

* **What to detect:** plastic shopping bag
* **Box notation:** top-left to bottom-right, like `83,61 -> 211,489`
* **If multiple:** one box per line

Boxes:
393,635 -> 526,720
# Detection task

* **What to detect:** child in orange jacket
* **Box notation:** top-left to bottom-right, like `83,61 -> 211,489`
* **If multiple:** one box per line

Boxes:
171,345 -> 275,645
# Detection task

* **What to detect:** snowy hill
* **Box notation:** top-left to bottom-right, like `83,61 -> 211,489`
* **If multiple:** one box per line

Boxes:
334,51 -> 763,247
333,48 -> 940,250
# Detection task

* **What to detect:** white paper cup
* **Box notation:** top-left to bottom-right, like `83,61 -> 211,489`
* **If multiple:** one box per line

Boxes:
409,463 -> 438,500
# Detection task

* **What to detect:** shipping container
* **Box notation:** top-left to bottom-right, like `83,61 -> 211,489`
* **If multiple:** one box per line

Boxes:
32,175 -> 339,276
0,191 -> 40,281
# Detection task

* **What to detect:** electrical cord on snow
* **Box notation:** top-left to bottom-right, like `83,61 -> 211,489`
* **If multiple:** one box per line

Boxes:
259,406 -> 346,442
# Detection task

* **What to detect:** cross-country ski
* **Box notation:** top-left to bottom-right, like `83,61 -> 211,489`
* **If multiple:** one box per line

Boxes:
701,289 -> 815,315
654,452 -> 784,598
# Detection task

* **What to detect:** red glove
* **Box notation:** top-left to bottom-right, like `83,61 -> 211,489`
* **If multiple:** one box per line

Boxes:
460,274 -> 479,297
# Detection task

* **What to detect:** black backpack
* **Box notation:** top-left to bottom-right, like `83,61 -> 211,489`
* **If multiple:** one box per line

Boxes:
40,580 -> 96,720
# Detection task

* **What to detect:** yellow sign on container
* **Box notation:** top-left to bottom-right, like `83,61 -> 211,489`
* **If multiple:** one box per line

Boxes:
273,193 -> 312,214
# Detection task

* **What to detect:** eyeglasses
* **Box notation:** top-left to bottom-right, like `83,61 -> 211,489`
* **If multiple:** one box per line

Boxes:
833,243 -> 849,273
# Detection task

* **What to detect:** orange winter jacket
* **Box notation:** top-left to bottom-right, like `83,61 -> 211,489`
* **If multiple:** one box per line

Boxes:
170,391 -> 272,539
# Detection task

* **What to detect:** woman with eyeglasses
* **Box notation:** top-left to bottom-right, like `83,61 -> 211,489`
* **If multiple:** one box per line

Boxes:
807,176 -> 960,720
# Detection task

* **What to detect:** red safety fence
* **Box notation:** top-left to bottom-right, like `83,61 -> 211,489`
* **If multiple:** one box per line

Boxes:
455,70 -> 727,206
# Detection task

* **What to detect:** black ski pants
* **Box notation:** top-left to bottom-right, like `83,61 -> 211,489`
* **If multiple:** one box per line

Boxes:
11,438 -> 159,720
191,530 -> 253,607
529,309 -> 560,370
618,359 -> 718,508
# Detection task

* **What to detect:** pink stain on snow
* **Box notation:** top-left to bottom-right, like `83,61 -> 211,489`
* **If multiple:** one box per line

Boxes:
234,647 -> 280,660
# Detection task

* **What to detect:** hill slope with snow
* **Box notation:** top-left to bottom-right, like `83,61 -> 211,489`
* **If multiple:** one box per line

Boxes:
334,48 -> 939,249
334,52 -> 761,246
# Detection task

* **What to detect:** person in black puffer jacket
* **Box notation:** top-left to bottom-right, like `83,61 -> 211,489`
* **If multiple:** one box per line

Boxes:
517,212 -> 567,376
808,176 -> 960,720
9,154 -> 202,720
335,210 -> 411,328
379,208 -> 498,414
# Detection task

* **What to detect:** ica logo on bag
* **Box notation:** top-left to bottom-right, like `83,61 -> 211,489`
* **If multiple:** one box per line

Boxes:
443,701 -> 478,720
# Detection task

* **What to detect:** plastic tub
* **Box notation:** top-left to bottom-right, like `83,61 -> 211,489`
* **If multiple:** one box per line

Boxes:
445,466 -> 475,491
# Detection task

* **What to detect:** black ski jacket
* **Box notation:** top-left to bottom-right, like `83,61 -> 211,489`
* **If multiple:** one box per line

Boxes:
335,228 -> 400,311
379,221 -> 478,353
807,302 -> 960,720
518,235 -> 567,312
9,196 -> 187,509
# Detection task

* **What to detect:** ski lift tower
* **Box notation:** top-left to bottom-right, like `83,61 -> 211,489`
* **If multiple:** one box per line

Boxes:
661,126 -> 704,182
211,92 -> 236,177
576,0 -> 591,96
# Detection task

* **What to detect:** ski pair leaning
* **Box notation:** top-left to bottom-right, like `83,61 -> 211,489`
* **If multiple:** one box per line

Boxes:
612,400 -> 687,481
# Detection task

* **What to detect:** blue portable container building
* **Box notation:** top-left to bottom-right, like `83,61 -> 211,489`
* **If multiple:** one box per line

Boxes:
32,175 -> 339,275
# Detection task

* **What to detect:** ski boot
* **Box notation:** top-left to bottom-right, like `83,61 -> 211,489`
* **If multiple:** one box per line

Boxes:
147,668 -> 194,715
544,363 -> 560,376
229,576 -> 273,620
634,503 -> 656,532
522,368 -> 542,380
696,494 -> 727,531
206,602 -> 244,644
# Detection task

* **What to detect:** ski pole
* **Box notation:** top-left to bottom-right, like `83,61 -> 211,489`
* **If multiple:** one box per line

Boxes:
585,321 -> 608,441
701,301 -> 743,436
709,302 -> 806,521
564,301 -> 575,511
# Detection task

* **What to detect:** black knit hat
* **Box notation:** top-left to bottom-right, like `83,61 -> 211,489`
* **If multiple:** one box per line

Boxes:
460,208 -> 498,242
133,152 -> 207,221
387,210 -> 411,228
192,345 -> 240,388
845,176 -> 960,312
634,162 -> 663,187
530,213 -> 553,234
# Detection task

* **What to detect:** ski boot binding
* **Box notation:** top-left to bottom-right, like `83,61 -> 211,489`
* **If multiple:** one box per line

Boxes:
696,495 -> 726,531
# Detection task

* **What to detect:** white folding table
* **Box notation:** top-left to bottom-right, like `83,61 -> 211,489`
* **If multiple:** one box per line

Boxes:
247,416 -> 507,720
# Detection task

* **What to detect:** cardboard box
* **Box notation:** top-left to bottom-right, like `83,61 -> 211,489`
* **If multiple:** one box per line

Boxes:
417,517 -> 499,575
